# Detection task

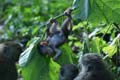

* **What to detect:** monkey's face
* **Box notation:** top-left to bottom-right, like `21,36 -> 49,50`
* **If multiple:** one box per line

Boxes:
75,53 -> 113,80
4,42 -> 22,62
79,53 -> 105,71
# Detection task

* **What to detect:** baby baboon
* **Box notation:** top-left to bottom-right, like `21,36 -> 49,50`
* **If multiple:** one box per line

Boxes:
38,8 -> 73,60
74,53 -> 113,80
59,64 -> 79,80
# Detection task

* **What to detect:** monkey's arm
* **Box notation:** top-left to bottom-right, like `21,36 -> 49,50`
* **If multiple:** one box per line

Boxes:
46,21 -> 51,38
61,8 -> 73,36
46,18 -> 59,39
50,19 -> 59,35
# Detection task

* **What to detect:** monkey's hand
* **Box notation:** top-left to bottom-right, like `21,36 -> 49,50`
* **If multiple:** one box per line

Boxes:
46,18 -> 55,24
49,18 -> 57,23
64,8 -> 73,16
46,18 -> 57,27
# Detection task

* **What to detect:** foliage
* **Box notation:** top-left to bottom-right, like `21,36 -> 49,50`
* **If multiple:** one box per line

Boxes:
19,37 -> 75,80
0,0 -> 120,80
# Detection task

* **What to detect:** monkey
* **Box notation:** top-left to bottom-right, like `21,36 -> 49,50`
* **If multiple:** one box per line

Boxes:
38,8 -> 73,60
46,8 -> 72,60
0,41 -> 22,80
37,20 -> 57,58
59,64 -> 79,80
74,53 -> 114,80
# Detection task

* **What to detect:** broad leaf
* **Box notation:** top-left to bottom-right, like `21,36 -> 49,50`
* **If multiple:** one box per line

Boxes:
90,37 -> 106,53
19,37 -> 41,67
19,37 -> 74,80
73,0 -> 120,24
72,0 -> 90,20
103,45 -> 117,57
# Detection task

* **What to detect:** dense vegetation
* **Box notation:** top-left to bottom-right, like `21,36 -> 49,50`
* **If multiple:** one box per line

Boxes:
0,0 -> 120,80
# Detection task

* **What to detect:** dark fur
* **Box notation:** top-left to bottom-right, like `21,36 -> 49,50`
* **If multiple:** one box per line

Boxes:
0,41 -> 22,80
59,64 -> 79,80
38,8 -> 73,60
74,53 -> 113,80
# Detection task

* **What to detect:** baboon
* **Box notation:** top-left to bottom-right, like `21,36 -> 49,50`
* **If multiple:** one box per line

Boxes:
38,8 -> 73,60
0,41 -> 22,80
74,53 -> 113,80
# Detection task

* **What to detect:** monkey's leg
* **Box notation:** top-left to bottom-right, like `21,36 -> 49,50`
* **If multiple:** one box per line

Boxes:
53,47 -> 61,60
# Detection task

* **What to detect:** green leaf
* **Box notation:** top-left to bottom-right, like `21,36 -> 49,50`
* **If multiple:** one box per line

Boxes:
102,45 -> 117,57
102,35 -> 120,57
31,26 -> 39,36
19,37 -> 41,67
73,0 -> 120,24
19,38 -> 74,80
72,0 -> 90,20
90,37 -> 106,53
56,44 -> 74,65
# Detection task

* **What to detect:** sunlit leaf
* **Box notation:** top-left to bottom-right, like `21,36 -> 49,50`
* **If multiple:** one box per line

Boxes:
103,45 -> 117,57
103,34 -> 120,57
19,37 -> 74,80
19,37 -> 41,67
90,37 -> 106,53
